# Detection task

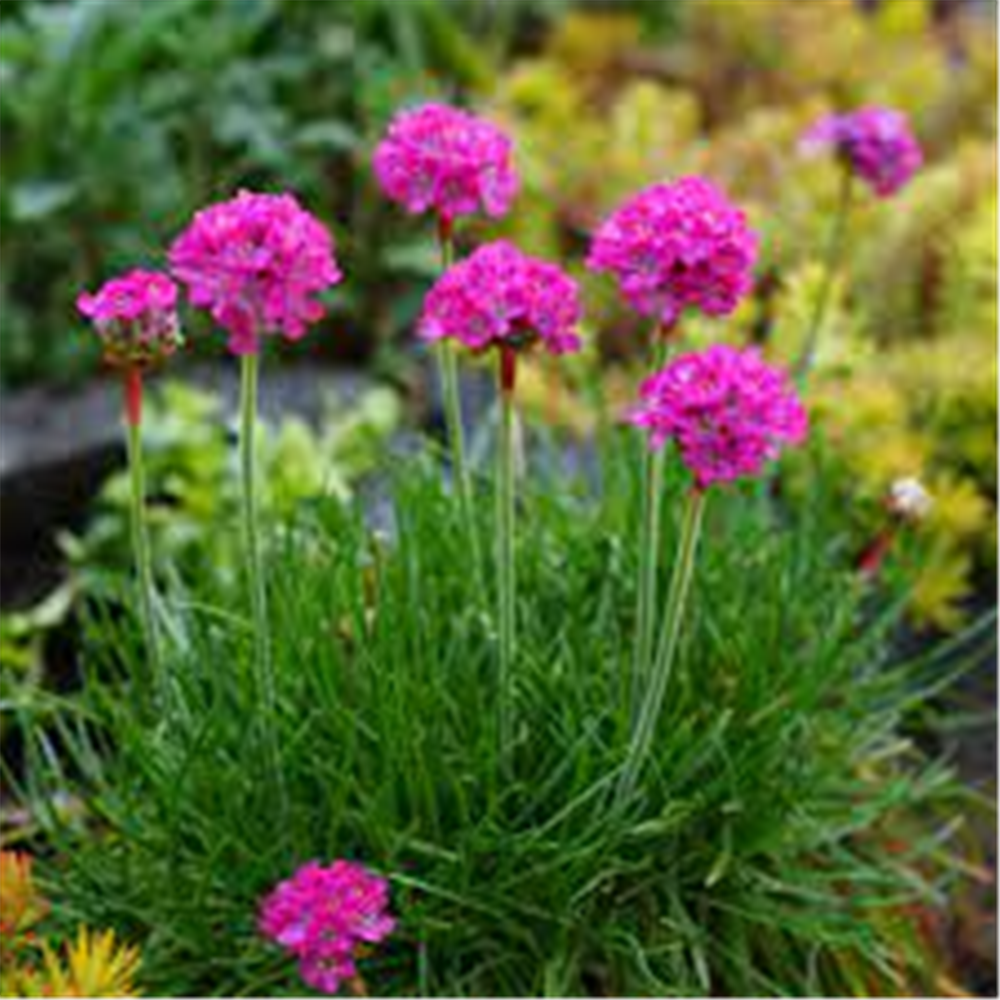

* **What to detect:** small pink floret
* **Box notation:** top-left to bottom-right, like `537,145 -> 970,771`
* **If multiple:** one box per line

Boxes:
418,240 -> 582,355
374,103 -> 518,223
168,190 -> 342,356
77,269 -> 181,367
259,860 -> 395,996
800,106 -> 922,197
587,176 -> 758,326
629,345 -> 808,489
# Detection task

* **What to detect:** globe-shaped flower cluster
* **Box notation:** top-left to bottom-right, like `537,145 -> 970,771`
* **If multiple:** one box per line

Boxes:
77,269 -> 182,369
374,103 -> 518,224
587,177 -> 759,327
258,860 -> 395,996
419,240 -> 582,355
800,106 -> 922,197
629,345 -> 808,489
168,190 -> 342,356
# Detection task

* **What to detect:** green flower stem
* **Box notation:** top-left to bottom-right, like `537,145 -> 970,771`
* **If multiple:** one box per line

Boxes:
620,487 -> 707,803
123,368 -> 164,706
795,166 -> 854,381
631,329 -> 671,723
239,352 -> 284,808
437,228 -> 469,500
497,346 -> 517,755
438,343 -> 468,490
436,226 -> 481,581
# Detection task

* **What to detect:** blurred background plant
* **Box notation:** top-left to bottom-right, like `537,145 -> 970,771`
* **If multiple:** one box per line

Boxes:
0,851 -> 142,997
0,0 -> 687,387
0,0 -> 991,681
487,0 -> 996,631
0,379 -> 402,716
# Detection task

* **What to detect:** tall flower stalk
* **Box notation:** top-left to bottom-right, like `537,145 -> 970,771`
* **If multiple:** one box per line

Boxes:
619,345 -> 808,801
435,222 -> 470,504
373,102 -> 518,549
238,351 -> 273,731
587,177 -> 759,725
434,220 -> 483,581
631,328 -> 670,720
77,270 -> 182,707
418,240 -> 582,754
796,105 -> 922,380
794,167 -> 853,380
619,486 -> 706,802
122,367 -> 163,701
496,345 -> 517,748
169,190 -> 342,805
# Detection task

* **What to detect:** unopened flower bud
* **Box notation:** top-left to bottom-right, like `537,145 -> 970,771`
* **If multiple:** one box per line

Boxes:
77,270 -> 183,370
887,476 -> 933,522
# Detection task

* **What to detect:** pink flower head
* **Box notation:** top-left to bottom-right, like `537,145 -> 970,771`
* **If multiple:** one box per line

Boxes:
800,106 -> 922,197
418,240 -> 582,356
629,345 -> 808,489
587,177 -> 758,327
373,103 -> 518,224
168,190 -> 342,356
259,860 -> 395,995
77,269 -> 182,368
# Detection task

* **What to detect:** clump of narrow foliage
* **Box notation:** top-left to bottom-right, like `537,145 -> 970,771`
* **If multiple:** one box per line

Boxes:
8,435 -> 986,997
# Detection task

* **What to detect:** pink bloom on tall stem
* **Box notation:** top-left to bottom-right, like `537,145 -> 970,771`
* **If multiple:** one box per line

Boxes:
374,103 -> 518,225
587,177 -> 758,326
800,106 -> 922,197
168,190 -> 342,356
629,345 -> 808,490
259,860 -> 395,996
77,270 -> 182,371
418,240 -> 582,357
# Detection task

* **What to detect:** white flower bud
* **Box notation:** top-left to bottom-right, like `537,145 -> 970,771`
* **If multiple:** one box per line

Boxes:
888,477 -> 933,521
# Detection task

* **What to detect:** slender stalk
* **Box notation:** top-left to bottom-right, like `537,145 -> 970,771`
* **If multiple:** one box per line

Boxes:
436,224 -> 481,579
631,329 -> 670,723
496,346 -> 517,754
123,367 -> 164,706
239,353 -> 283,807
436,226 -> 470,499
794,167 -> 854,381
620,488 -> 707,802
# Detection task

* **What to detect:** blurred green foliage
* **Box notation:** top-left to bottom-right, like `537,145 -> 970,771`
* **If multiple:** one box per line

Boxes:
0,379 -> 402,687
0,0 -> 683,387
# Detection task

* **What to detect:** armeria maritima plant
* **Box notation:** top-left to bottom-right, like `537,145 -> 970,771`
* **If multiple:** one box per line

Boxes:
419,239 -> 582,754
259,860 -> 395,996
374,103 -> 519,565
619,344 -> 808,800
588,177 -> 759,729
796,106 -> 922,377
77,269 -> 183,705
169,189 -> 342,807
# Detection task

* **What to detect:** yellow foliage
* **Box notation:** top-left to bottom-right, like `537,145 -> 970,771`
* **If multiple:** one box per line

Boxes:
40,927 -> 141,1000
768,261 -> 867,371
925,475 -> 991,544
873,0 -> 931,40
0,852 -> 48,942
548,11 -> 641,88
492,3 -> 997,631
0,853 -> 142,998
909,549 -> 975,632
